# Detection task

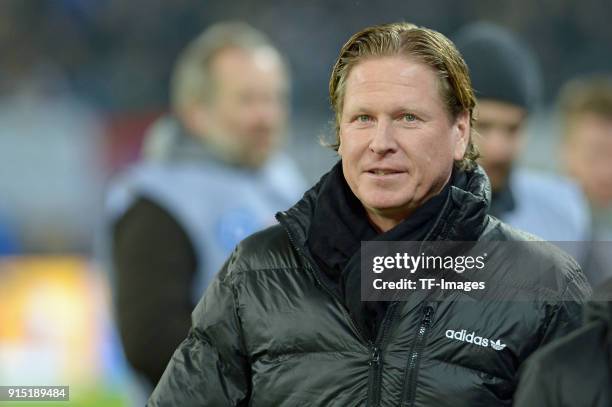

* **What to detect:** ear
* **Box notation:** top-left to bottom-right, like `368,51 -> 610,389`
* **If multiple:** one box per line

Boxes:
452,110 -> 470,161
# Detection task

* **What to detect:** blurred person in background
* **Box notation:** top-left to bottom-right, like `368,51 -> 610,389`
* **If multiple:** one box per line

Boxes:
514,277 -> 612,406
558,76 -> 612,286
105,21 -> 306,388
453,22 -> 590,245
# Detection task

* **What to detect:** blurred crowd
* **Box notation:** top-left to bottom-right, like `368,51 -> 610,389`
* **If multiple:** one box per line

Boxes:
0,0 -> 611,254
0,1 -> 611,406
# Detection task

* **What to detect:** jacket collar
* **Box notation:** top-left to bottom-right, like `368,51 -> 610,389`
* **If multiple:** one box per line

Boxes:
307,161 -> 452,278
277,160 -> 492,255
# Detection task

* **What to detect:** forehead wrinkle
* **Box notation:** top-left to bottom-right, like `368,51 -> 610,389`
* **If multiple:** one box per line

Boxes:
348,56 -> 436,83
343,79 -> 424,113
344,75 -> 422,100
344,88 -> 416,113
344,59 -> 437,100
347,80 -> 420,93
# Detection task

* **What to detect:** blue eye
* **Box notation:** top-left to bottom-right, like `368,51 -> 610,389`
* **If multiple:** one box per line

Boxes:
357,115 -> 371,123
404,113 -> 417,122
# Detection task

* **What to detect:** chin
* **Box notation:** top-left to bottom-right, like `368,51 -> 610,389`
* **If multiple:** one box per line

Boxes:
362,194 -> 413,213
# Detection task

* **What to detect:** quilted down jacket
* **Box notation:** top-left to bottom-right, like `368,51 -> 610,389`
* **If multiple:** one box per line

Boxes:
149,166 -> 590,406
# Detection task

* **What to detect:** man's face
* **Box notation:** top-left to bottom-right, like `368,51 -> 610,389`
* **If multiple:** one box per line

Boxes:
565,113 -> 612,207
473,100 -> 527,191
338,56 -> 469,231
195,47 -> 288,167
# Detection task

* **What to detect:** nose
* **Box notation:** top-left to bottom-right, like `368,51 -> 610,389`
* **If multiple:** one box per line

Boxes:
369,119 -> 397,155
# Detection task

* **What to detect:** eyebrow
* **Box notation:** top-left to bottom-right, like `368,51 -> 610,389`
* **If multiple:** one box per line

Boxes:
343,104 -> 431,119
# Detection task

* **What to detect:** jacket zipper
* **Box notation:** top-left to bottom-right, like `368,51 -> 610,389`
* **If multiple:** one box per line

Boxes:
366,302 -> 398,407
400,304 -> 435,407
275,180 -> 453,406
277,211 -> 399,407
366,343 -> 380,406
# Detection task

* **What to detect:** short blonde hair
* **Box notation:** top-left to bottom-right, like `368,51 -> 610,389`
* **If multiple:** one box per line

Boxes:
329,22 -> 479,170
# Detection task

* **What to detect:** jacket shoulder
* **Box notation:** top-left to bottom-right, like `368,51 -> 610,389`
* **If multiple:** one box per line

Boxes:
481,216 -> 591,300
481,215 -> 542,241
226,224 -> 303,276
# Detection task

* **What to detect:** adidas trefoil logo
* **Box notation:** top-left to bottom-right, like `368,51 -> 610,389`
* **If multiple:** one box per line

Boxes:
445,329 -> 507,351
490,339 -> 506,351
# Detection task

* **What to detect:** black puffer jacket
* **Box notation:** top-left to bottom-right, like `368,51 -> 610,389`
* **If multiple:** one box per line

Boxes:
149,166 -> 590,407
514,279 -> 612,406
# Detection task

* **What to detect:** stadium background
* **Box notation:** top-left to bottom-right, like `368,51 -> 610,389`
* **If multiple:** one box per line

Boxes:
0,0 -> 610,405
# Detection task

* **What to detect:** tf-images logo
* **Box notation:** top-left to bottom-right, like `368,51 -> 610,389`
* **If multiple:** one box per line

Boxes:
445,329 -> 507,351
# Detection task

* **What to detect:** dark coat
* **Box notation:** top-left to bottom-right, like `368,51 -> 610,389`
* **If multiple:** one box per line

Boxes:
149,166 -> 590,407
514,279 -> 612,407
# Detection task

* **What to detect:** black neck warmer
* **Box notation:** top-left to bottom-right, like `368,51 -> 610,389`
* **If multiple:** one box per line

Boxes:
307,161 -> 458,339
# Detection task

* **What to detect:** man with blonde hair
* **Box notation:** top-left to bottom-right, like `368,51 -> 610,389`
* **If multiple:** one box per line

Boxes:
149,22 -> 588,406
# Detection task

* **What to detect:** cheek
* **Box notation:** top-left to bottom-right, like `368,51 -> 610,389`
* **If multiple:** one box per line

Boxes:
409,137 -> 454,179
338,129 -> 361,158
404,137 -> 442,165
341,158 -> 358,190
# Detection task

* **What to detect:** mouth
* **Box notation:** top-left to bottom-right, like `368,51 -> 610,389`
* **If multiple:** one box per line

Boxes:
366,168 -> 405,176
